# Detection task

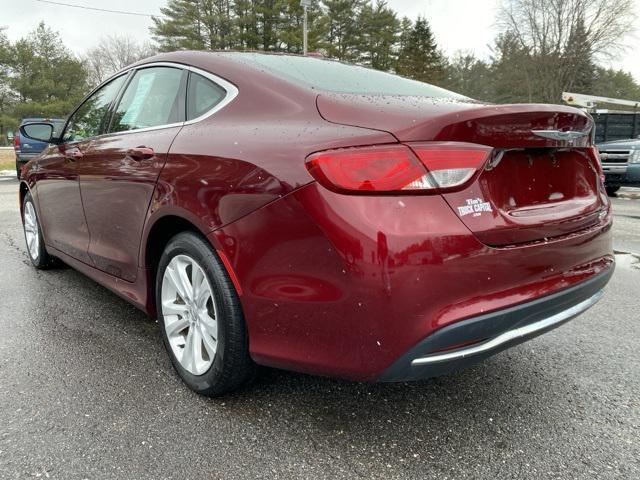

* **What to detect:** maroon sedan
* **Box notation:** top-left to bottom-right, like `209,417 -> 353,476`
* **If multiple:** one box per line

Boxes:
18,52 -> 613,396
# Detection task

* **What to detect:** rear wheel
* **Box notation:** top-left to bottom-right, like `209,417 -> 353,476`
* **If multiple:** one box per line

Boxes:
22,192 -> 55,268
606,186 -> 620,196
156,232 -> 255,396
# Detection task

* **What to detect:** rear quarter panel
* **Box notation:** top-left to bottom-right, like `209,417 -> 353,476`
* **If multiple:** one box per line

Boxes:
140,56 -> 396,265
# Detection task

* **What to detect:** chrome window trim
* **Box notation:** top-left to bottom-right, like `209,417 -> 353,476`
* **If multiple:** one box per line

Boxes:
60,71 -> 132,143
63,61 -> 239,141
182,65 -> 239,125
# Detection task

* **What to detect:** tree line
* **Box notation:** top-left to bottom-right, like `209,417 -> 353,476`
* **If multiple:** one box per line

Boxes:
1,0 -> 639,145
150,0 -> 640,103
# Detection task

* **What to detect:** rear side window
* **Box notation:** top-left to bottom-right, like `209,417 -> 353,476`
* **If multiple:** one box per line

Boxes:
187,72 -> 226,120
110,67 -> 186,132
64,74 -> 127,142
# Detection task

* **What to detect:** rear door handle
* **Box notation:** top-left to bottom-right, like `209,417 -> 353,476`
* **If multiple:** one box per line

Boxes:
127,146 -> 155,161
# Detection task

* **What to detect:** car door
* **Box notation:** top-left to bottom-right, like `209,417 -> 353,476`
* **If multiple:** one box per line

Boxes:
35,74 -> 129,263
77,65 -> 187,282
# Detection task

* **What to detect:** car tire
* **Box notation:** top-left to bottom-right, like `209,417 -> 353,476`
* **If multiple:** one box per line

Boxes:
156,231 -> 255,396
22,192 -> 55,269
16,165 -> 21,180
605,186 -> 620,196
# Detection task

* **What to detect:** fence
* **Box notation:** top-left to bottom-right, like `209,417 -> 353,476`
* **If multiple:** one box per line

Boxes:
593,112 -> 640,143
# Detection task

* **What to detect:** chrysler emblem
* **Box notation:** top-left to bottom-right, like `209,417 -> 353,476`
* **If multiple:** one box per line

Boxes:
531,130 -> 589,142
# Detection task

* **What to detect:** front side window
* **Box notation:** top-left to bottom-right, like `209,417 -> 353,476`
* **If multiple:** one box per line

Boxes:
187,72 -> 226,120
52,120 -> 65,138
110,67 -> 185,133
64,74 -> 128,142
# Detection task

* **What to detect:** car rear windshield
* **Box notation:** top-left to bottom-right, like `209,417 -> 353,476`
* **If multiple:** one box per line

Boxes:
226,53 -> 467,99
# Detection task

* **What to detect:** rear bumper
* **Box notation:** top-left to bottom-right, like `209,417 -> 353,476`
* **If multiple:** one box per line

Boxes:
213,182 -> 613,381
605,163 -> 640,186
15,153 -> 38,164
379,264 -> 613,382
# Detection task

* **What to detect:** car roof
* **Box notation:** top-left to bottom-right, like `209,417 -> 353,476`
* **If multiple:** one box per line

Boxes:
125,51 -> 464,101
129,50 -> 323,78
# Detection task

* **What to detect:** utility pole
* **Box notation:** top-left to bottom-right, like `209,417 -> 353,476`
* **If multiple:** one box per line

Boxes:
300,0 -> 311,55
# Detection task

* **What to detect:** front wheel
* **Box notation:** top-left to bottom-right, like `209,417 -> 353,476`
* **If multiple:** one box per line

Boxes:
605,186 -> 620,196
156,232 -> 255,396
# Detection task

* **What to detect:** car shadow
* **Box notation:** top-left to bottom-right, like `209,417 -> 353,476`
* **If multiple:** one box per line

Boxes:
35,262 -> 584,464
195,350 -> 574,455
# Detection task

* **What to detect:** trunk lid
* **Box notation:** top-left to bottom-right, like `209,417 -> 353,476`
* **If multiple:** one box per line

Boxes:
317,94 -> 606,246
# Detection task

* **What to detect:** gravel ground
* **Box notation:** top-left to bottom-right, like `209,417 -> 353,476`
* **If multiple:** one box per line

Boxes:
0,176 -> 638,480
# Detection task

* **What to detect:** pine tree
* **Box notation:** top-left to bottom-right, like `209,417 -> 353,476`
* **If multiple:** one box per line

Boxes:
355,1 -> 400,71
563,17 -> 595,94
395,16 -> 412,68
153,0 -> 237,50
396,16 -> 446,85
592,68 -> 640,100
443,52 -> 492,101
234,0 -> 260,50
319,0 -> 365,61
5,22 -> 87,118
152,0 -> 207,51
490,32 -> 534,103
0,29 -> 15,143
276,0 -> 324,53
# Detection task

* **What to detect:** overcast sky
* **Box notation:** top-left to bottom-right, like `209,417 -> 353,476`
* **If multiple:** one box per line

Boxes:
2,0 -> 639,88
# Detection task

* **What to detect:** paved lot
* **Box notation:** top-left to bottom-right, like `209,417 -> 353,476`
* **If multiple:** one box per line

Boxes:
0,175 -> 638,479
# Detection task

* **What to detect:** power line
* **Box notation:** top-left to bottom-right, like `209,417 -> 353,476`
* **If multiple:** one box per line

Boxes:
35,0 -> 157,18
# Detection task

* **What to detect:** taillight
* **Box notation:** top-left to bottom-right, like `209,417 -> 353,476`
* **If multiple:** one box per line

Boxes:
305,143 -> 492,195
13,133 -> 20,151
305,145 -> 429,194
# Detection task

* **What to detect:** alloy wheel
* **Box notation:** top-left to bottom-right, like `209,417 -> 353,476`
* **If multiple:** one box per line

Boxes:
161,254 -> 219,376
23,201 -> 40,261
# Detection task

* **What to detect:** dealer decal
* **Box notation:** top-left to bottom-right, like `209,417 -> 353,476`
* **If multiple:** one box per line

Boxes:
457,198 -> 493,217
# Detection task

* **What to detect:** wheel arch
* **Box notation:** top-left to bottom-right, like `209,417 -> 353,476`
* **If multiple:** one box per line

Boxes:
18,181 -> 30,216
144,214 -> 216,276
141,211 -> 233,307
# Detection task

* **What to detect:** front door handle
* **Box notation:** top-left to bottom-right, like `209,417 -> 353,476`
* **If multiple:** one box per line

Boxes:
127,146 -> 155,161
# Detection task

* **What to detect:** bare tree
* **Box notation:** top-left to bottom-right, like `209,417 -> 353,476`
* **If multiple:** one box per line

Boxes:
84,35 -> 156,85
497,0 -> 637,102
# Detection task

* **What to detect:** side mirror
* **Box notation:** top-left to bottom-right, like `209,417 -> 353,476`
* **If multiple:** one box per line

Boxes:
20,123 -> 54,143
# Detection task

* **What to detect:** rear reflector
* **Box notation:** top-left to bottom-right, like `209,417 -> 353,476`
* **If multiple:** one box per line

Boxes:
305,143 -> 492,194
411,144 -> 492,189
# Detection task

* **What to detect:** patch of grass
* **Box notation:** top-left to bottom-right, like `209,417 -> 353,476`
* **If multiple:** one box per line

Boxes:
0,149 -> 15,171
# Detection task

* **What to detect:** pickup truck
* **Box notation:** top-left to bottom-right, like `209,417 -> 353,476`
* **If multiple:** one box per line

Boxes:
14,118 -> 65,179
597,138 -> 640,195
